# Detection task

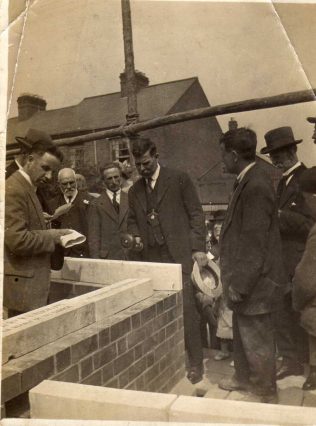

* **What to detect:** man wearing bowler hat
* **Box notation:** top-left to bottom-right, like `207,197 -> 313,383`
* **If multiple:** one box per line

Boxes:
4,128 -> 70,317
261,126 -> 314,380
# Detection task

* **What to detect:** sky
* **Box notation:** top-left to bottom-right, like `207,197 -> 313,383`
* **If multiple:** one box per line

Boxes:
6,0 -> 316,165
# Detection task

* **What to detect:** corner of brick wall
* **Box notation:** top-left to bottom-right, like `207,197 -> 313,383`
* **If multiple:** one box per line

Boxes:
2,290 -> 185,417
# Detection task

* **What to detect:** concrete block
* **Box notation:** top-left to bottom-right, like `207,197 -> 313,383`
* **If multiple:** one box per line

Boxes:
68,278 -> 153,322
303,389 -> 316,407
1,367 -> 21,402
60,257 -> 182,290
278,387 -> 303,406
277,374 -> 305,390
30,380 -> 177,421
169,395 -> 316,424
2,300 -> 95,363
204,384 -> 230,400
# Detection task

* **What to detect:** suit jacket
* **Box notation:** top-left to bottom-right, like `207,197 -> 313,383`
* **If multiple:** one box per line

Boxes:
127,167 -> 205,274
88,190 -> 129,260
219,164 -> 286,315
293,224 -> 316,337
49,191 -> 91,258
5,160 -> 19,180
4,172 -> 56,311
277,164 -> 314,281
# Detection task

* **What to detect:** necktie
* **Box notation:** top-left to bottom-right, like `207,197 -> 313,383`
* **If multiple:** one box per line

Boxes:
277,175 -> 288,200
146,178 -> 153,193
112,191 -> 120,214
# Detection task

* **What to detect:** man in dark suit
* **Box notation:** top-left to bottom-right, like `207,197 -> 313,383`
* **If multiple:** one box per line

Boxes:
4,129 -> 70,316
88,163 -> 129,260
49,168 -> 91,258
261,126 -> 314,380
127,137 -> 208,384
218,128 -> 285,403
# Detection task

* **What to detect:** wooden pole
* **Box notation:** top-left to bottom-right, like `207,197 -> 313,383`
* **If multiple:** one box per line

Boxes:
121,0 -> 139,124
6,88 -> 316,156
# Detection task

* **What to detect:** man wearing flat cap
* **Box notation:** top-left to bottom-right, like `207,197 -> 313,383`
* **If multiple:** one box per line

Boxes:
261,126 -> 314,380
4,128 -> 70,317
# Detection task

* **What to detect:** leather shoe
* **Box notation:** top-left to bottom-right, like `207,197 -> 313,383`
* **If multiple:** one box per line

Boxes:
218,376 -> 250,392
303,372 -> 316,391
187,365 -> 204,384
276,362 -> 304,380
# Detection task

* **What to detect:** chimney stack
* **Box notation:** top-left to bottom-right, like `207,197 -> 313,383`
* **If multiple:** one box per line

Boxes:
228,117 -> 238,131
120,70 -> 149,97
17,94 -> 47,121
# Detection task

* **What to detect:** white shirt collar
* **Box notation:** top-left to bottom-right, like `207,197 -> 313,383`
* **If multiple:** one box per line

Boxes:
18,169 -> 35,189
64,189 -> 78,203
283,161 -> 301,177
148,163 -> 160,188
106,188 -> 121,203
15,158 -> 23,170
237,162 -> 256,183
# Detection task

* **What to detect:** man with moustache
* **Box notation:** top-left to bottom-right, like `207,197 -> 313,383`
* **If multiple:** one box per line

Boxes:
88,163 -> 129,260
49,168 -> 91,258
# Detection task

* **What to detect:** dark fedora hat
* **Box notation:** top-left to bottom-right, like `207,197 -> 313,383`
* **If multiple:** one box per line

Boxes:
15,128 -> 54,150
260,126 -> 302,155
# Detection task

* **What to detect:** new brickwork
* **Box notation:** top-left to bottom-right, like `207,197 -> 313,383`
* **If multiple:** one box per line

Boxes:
2,290 -> 185,417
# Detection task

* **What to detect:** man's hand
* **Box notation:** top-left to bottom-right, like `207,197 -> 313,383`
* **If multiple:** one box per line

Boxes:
43,212 -> 53,224
228,286 -> 243,303
47,229 -> 73,245
192,251 -> 208,270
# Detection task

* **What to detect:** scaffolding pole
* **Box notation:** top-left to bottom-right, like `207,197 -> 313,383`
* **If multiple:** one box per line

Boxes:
121,0 -> 139,124
6,88 -> 316,157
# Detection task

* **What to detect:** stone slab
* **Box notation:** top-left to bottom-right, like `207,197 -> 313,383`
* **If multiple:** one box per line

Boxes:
30,380 -> 177,421
170,376 -> 196,396
204,385 -> 230,400
3,278 -> 153,363
59,257 -> 182,291
278,387 -> 303,406
68,278 -> 153,322
2,300 -> 95,364
1,366 -> 21,402
169,395 -> 316,424
303,389 -> 316,407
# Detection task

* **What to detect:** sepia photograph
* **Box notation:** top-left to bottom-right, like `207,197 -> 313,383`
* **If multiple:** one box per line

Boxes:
1,0 -> 316,424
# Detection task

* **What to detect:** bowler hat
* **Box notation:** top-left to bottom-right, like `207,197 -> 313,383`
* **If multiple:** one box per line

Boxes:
307,117 -> 316,124
299,167 -> 316,194
191,259 -> 222,299
15,128 -> 54,150
260,127 -> 302,155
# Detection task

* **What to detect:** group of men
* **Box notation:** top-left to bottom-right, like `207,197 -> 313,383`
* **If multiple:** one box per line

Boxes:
3,123 -> 314,402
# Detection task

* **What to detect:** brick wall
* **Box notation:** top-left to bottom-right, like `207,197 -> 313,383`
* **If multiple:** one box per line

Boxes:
2,290 -> 184,417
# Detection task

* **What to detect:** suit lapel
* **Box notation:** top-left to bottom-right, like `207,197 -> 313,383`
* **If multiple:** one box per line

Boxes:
98,192 -> 118,221
278,166 -> 304,208
135,179 -> 147,213
118,191 -> 128,225
221,167 -> 253,239
14,173 -> 46,229
155,167 -> 170,206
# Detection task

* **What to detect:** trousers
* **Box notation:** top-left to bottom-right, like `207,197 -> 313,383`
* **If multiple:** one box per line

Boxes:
275,291 -> 308,364
146,244 -> 203,368
233,312 -> 276,395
